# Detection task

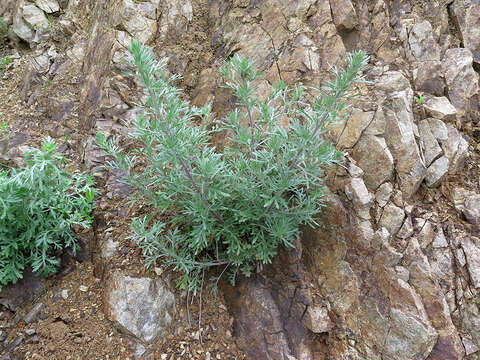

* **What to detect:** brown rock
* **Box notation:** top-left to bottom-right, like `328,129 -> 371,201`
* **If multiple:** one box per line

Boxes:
414,61 -> 445,96
351,134 -> 394,191
330,0 -> 358,31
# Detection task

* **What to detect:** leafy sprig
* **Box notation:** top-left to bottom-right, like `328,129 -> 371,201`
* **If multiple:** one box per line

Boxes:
0,137 -> 95,288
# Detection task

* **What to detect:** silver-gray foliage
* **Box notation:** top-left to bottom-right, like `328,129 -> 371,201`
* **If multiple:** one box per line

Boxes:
97,40 -> 368,293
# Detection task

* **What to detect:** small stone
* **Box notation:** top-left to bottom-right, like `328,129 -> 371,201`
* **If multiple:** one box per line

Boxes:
432,228 -> 448,248
79,285 -> 88,292
23,303 -> 45,324
456,249 -> 467,268
104,272 -> 176,343
417,221 -> 435,248
463,194 -> 480,225
427,118 -> 448,142
380,203 -> 405,237
61,289 -> 69,300
34,0 -> 60,13
376,183 -> 393,207
462,336 -> 479,356
25,328 -> 36,336
345,178 -> 372,220
302,306 -> 333,333
347,162 -> 364,178
418,120 -> 442,167
461,237 -> 480,288
425,156 -> 449,187
395,266 -> 410,282
27,335 -> 40,344
22,4 -> 50,32
134,343 -> 146,359
423,97 -> 457,121
397,216 -> 414,240
442,124 -> 468,174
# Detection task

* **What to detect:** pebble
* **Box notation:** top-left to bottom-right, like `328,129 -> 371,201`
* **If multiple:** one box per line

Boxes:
25,328 -> 36,336
24,303 -> 45,324
79,285 -> 88,292
61,289 -> 69,299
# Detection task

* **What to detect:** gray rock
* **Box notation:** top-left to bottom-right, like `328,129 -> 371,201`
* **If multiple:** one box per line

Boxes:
463,194 -> 480,225
462,336 -> 479,356
432,229 -> 448,248
134,343 -> 147,359
101,238 -> 120,260
423,97 -> 457,122
22,4 -> 50,32
345,178 -> 372,220
380,203 -> 405,237
461,237 -> 480,288
23,303 -> 45,323
443,48 -> 479,118
418,120 -> 442,167
397,216 -> 414,240
104,272 -> 175,343
450,187 -> 476,212
442,124 -> 468,174
427,118 -> 448,142
457,249 -> 467,268
376,182 -> 393,208
31,55 -> 50,73
425,156 -> 449,187
408,21 -> 440,62
25,328 -> 36,336
347,161 -> 364,178
34,0 -> 60,13
395,266 -> 410,282
450,1 -> 480,64
12,10 -> 34,44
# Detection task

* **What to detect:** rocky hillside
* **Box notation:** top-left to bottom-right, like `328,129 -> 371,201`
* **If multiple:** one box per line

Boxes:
0,0 -> 479,359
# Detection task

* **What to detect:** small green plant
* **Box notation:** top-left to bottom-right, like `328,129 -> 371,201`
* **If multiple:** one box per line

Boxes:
0,57 -> 13,71
414,95 -> 426,105
0,137 -> 95,288
97,40 -> 368,294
